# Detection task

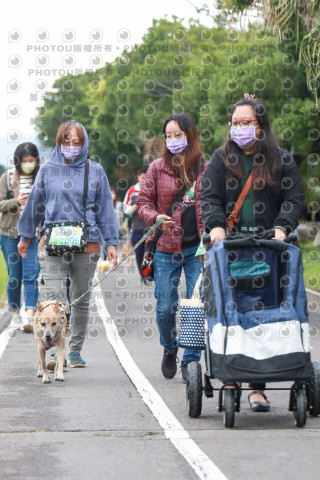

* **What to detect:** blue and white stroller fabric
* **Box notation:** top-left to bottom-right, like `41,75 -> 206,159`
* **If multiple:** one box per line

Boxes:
203,237 -> 311,383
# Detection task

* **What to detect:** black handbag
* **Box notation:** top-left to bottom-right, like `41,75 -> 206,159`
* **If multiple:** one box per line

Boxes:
45,160 -> 89,256
140,184 -> 187,281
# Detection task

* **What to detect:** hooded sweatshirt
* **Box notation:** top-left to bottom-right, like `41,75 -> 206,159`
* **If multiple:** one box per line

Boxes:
18,121 -> 118,247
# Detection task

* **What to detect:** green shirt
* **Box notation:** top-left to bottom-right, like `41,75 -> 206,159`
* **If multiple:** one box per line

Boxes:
239,153 -> 257,234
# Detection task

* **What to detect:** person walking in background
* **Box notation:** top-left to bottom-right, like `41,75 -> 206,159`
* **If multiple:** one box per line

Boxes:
124,167 -> 149,276
0,143 -> 40,332
18,120 -> 118,368
201,94 -> 304,411
111,187 -> 125,236
100,187 -> 125,261
137,113 -> 207,381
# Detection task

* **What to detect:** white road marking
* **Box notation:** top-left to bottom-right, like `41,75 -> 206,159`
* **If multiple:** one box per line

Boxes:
0,328 -> 11,360
96,282 -> 228,480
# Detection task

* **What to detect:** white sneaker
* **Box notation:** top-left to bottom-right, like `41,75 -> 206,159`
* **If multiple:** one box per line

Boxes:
23,317 -> 34,333
10,313 -> 23,330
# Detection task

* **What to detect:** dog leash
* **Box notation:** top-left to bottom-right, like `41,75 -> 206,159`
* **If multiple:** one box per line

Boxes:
64,216 -> 165,311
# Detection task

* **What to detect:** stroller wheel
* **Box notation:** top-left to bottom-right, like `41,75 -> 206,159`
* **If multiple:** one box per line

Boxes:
309,361 -> 320,417
186,362 -> 202,418
223,389 -> 235,428
293,385 -> 307,428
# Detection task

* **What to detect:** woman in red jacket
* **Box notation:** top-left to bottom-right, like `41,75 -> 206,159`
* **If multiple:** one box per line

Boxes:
137,113 -> 207,381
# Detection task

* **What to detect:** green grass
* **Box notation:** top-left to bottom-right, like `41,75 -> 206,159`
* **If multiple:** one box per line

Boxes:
0,248 -> 8,308
299,239 -> 320,292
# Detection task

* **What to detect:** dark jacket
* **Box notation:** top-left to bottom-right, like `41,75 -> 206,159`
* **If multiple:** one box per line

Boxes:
137,157 -> 206,253
201,147 -> 304,234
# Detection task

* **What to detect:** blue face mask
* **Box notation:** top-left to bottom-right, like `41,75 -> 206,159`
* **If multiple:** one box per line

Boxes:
166,136 -> 188,154
61,145 -> 82,161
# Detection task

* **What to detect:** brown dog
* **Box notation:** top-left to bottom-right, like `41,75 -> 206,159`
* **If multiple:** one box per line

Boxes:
34,300 -> 67,384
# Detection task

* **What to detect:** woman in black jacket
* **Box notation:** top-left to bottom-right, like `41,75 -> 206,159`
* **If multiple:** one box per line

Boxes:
201,95 -> 304,411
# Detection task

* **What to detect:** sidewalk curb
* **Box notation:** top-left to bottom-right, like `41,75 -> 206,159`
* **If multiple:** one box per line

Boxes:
306,288 -> 320,298
0,309 -> 10,335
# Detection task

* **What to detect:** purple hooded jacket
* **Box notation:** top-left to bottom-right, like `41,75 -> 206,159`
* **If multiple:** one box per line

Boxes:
18,121 -> 117,247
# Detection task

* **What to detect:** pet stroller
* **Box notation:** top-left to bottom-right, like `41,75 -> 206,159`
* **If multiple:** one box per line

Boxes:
186,231 -> 320,427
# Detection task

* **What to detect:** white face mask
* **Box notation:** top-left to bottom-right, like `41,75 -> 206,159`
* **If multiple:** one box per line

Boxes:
21,162 -> 36,174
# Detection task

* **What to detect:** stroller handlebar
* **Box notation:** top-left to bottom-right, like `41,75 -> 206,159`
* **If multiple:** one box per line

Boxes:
284,233 -> 298,244
202,229 -> 298,251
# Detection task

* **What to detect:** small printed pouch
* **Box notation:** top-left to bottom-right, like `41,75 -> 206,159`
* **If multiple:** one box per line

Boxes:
45,221 -> 87,256
179,275 -> 205,350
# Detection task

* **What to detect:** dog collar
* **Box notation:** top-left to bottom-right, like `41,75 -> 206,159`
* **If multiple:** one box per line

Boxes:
54,319 -> 64,340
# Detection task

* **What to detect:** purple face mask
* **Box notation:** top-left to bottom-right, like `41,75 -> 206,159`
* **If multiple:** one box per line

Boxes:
61,145 -> 82,161
166,136 -> 188,154
230,126 -> 258,149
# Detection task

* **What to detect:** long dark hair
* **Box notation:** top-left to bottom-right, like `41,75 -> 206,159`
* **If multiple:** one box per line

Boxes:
13,142 -> 40,180
223,98 -> 280,189
162,113 -> 205,188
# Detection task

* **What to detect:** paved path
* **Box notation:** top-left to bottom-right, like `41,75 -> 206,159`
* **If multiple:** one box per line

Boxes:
0,263 -> 320,480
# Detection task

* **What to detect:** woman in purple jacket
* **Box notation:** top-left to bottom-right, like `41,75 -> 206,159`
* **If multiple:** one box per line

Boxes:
137,113 -> 207,381
18,121 -> 118,368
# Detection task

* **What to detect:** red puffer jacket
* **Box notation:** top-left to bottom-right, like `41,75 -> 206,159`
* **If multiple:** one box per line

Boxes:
137,157 -> 207,253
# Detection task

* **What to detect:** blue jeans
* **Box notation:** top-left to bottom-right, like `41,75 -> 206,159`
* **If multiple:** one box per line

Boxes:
154,245 -> 202,364
0,235 -> 40,311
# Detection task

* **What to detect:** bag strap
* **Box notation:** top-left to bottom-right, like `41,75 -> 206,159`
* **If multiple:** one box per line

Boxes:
190,274 -> 202,300
227,171 -> 254,229
148,184 -> 188,253
83,159 -> 89,220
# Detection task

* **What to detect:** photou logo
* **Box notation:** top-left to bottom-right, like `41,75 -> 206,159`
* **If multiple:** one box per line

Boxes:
8,55 -> 22,68
8,30 -> 22,42
90,29 -> 103,42
36,29 -> 49,42
62,29 -> 76,42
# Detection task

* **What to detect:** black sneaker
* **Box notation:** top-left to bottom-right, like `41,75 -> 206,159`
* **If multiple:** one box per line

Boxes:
180,363 -> 188,383
161,349 -> 179,379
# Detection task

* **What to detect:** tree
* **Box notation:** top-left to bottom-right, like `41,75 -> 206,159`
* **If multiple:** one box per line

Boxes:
216,0 -> 320,104
36,17 -> 318,212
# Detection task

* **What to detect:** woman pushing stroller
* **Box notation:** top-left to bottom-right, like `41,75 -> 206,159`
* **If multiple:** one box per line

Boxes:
201,94 -> 305,411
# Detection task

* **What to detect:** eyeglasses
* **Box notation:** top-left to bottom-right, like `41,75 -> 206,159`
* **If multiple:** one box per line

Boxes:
228,120 -> 259,128
162,130 -> 185,140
